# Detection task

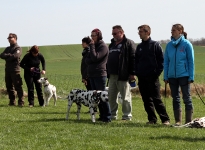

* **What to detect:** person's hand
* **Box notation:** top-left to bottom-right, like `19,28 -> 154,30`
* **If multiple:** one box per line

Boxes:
89,39 -> 94,45
30,67 -> 34,72
164,80 -> 169,84
41,70 -> 46,75
82,79 -> 87,86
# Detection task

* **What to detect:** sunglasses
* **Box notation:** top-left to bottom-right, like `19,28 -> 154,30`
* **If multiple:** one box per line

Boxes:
7,37 -> 13,39
112,32 -> 118,36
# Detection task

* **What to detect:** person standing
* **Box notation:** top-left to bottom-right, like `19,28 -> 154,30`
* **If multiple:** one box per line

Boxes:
81,36 -> 92,91
164,24 -> 194,126
135,25 -> 170,125
107,25 -> 136,121
20,45 -> 45,107
0,33 -> 24,106
85,28 -> 111,122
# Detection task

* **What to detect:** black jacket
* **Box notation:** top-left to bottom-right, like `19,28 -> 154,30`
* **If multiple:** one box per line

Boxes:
20,52 -> 45,75
135,37 -> 163,77
81,47 -> 89,80
85,40 -> 108,77
108,35 -> 136,81
0,43 -> 22,72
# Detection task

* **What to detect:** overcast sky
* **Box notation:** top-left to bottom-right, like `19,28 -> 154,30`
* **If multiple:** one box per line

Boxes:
0,0 -> 204,47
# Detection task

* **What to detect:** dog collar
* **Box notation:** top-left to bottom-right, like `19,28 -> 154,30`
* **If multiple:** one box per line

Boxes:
44,84 -> 49,87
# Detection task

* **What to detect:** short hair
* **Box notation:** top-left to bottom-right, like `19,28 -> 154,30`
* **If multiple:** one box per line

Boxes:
112,25 -> 124,33
138,25 -> 151,35
91,28 -> 103,41
8,33 -> 17,40
29,45 -> 39,54
82,36 -> 91,44
172,23 -> 187,39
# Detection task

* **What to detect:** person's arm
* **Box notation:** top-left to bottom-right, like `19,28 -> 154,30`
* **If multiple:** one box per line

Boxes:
6,46 -> 22,62
40,54 -> 46,74
20,54 -> 30,71
128,40 -> 136,75
163,45 -> 169,82
0,47 -> 10,59
155,42 -> 164,76
89,42 -> 108,62
186,42 -> 194,82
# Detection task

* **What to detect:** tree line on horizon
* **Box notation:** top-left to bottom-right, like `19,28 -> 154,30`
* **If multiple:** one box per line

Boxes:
159,37 -> 205,46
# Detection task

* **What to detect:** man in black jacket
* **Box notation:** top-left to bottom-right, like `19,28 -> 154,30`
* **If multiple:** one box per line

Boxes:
107,25 -> 136,121
0,33 -> 24,106
135,25 -> 170,125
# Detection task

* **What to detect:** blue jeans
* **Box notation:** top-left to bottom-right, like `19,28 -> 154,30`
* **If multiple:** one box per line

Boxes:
169,77 -> 193,110
89,76 -> 111,121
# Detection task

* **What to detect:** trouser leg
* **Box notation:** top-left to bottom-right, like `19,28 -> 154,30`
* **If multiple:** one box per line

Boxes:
118,80 -> 132,120
24,74 -> 34,106
138,77 -> 157,123
12,72 -> 24,105
151,78 -> 170,123
108,75 -> 119,120
5,72 -> 16,105
34,76 -> 44,106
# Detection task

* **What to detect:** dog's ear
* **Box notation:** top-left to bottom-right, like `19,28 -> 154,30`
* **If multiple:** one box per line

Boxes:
44,77 -> 48,80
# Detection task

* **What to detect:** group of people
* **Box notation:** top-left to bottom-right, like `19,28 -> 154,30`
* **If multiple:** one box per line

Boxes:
0,33 -> 46,107
0,23 -> 194,126
81,24 -> 194,126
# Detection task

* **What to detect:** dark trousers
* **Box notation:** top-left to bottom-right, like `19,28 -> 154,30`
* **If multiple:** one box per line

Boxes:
24,73 -> 44,106
138,76 -> 170,123
89,76 -> 111,121
168,77 -> 193,110
5,71 -> 24,105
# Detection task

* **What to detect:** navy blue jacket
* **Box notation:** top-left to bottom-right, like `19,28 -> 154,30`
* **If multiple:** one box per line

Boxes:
135,37 -> 163,77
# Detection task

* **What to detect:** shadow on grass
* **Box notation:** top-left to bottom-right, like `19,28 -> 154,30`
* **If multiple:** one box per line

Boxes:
151,135 -> 205,142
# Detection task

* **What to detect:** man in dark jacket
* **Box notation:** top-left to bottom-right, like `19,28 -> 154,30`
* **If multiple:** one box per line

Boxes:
107,25 -> 136,121
0,33 -> 24,106
135,25 -> 170,125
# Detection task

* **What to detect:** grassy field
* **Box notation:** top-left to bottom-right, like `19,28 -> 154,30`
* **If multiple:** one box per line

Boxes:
0,44 -> 205,149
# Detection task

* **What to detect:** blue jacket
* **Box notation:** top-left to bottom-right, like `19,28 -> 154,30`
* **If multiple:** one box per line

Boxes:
164,35 -> 194,81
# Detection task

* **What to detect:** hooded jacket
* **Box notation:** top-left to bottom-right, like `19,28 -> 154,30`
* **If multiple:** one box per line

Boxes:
163,35 -> 194,81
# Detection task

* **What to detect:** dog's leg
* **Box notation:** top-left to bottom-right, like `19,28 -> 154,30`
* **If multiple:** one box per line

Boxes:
46,94 -> 53,106
66,100 -> 73,120
76,103 -> 81,120
53,91 -> 57,106
89,107 -> 95,123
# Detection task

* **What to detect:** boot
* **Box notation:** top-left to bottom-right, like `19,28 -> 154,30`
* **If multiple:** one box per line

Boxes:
173,109 -> 182,126
185,109 -> 193,124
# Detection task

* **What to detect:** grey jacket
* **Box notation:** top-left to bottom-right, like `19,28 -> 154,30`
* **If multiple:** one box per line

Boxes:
0,43 -> 22,72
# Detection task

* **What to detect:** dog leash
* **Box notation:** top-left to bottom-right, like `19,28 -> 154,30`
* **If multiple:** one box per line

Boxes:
193,82 -> 205,106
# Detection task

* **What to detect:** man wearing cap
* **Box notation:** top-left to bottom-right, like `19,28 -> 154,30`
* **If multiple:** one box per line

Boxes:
0,33 -> 24,106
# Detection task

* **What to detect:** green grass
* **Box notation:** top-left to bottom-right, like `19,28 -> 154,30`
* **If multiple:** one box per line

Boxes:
0,97 -> 205,150
0,44 -> 205,149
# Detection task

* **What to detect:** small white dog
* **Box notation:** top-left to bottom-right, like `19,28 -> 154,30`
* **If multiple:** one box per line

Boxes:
37,77 -> 57,106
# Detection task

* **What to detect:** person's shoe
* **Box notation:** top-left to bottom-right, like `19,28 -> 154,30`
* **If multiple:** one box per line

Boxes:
18,103 -> 24,107
8,103 -> 16,106
146,121 -> 156,124
102,119 -> 111,123
171,122 -> 181,127
162,121 -> 170,126
97,118 -> 103,121
29,105 -> 33,108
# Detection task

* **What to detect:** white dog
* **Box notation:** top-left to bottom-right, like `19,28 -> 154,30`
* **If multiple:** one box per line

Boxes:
174,117 -> 205,128
37,77 -> 57,106
66,89 -> 108,123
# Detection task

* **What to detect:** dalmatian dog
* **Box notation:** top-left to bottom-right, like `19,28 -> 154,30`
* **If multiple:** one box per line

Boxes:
65,89 -> 108,123
37,77 -> 57,106
174,117 -> 205,128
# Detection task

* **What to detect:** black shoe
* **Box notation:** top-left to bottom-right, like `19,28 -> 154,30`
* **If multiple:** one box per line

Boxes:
102,119 -> 111,123
98,118 -> 103,121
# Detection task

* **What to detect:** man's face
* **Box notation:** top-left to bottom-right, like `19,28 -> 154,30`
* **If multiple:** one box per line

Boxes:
138,28 -> 149,40
112,28 -> 123,42
7,35 -> 16,44
82,42 -> 88,48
